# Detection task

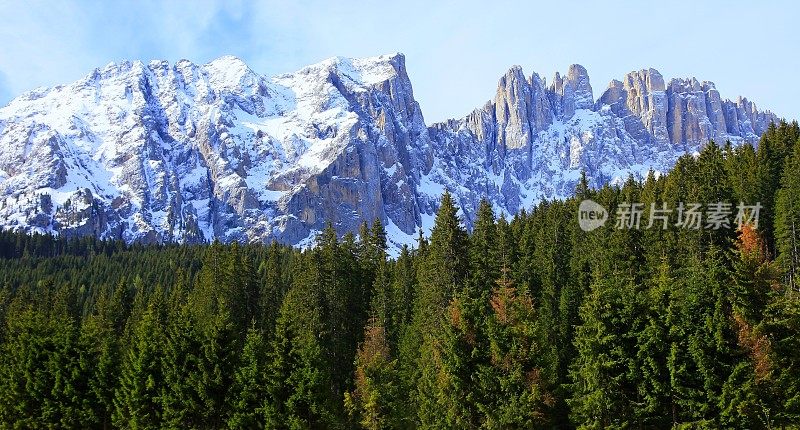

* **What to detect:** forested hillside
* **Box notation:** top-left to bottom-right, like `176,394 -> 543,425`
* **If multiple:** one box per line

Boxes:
1,121 -> 800,428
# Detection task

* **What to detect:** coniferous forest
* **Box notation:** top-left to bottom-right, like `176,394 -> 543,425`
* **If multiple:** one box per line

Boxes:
1,121 -> 800,429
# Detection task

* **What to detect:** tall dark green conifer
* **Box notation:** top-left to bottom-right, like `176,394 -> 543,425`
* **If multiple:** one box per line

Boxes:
227,325 -> 268,429
469,199 -> 498,298
415,191 -> 469,324
776,144 -> 800,292
567,273 -> 642,428
258,241 -> 287,334
160,243 -> 244,427
265,257 -> 339,428
672,247 -> 739,426
345,318 -> 405,430
317,223 -> 366,407
412,191 -> 471,427
79,283 -> 126,429
0,301 -> 86,428
480,272 -> 553,427
113,291 -> 166,428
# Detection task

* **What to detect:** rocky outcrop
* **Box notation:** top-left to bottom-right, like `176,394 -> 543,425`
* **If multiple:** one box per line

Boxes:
549,64 -> 593,119
597,70 -> 774,154
598,69 -> 670,151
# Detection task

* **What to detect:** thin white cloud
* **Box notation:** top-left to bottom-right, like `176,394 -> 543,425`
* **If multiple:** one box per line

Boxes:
0,0 -> 797,122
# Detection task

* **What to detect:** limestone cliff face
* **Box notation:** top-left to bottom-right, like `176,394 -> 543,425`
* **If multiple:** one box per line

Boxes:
543,64 -> 594,121
276,53 -> 433,243
0,54 -> 782,252
597,69 -> 774,154
569,65 -> 594,110
598,68 -> 670,151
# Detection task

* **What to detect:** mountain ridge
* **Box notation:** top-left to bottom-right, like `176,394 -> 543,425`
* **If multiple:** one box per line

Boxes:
0,53 -> 782,253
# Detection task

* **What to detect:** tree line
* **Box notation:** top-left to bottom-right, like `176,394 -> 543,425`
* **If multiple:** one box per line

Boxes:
0,121 -> 799,428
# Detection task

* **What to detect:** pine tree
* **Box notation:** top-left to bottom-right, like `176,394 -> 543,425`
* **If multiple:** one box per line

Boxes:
469,199 -> 498,298
432,289 -> 489,428
725,142 -> 759,204
776,144 -> 800,292
160,283 -> 204,427
480,270 -> 553,428
634,259 -> 673,427
371,259 -> 393,332
225,242 -> 259,326
575,170 -> 590,198
163,243 -> 244,427
112,293 -> 165,428
359,218 -> 387,276
79,282 -> 126,429
369,218 -> 388,255
762,294 -> 800,425
367,219 -> 394,337
731,225 -> 776,323
720,225 -> 787,428
392,247 -> 421,425
317,223 -> 366,408
264,261 -> 339,429
415,191 -> 469,327
258,240 -> 287,335
495,214 -> 518,274
755,121 -> 795,252
0,303 -> 86,428
345,318 -> 405,430
672,247 -> 738,426
567,273 -> 643,428
227,325 -> 268,429
411,191 -> 470,427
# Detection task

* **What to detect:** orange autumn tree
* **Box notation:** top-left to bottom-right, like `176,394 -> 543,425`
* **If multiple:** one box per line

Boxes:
719,224 -> 781,424
345,318 -> 405,430
732,224 -> 777,377
732,224 -> 780,323
480,269 -> 554,427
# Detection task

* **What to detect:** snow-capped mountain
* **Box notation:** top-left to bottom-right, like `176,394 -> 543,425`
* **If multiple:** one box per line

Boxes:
0,53 -> 779,251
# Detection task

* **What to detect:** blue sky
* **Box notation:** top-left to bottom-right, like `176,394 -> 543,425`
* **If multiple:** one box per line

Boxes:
0,0 -> 797,122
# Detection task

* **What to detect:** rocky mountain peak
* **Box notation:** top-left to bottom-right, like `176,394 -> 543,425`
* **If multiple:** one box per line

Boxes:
566,64 -> 593,109
0,53 -> 783,254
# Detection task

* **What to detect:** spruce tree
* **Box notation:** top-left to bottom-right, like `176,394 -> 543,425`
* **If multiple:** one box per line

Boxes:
112,294 -> 165,428
567,273 -> 642,428
258,240 -> 286,335
160,288 -> 204,427
317,223 -> 366,407
634,259 -> 673,427
672,247 -> 738,426
762,294 -> 800,425
345,318 -> 405,430
0,303 -> 86,428
227,325 -> 268,429
79,283 -> 126,429
264,260 -> 339,429
776,144 -> 800,292
469,198 -> 498,298
415,191 -> 469,326
164,243 -> 244,427
480,271 -> 553,428
389,245 -> 416,346
411,191 -> 470,427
